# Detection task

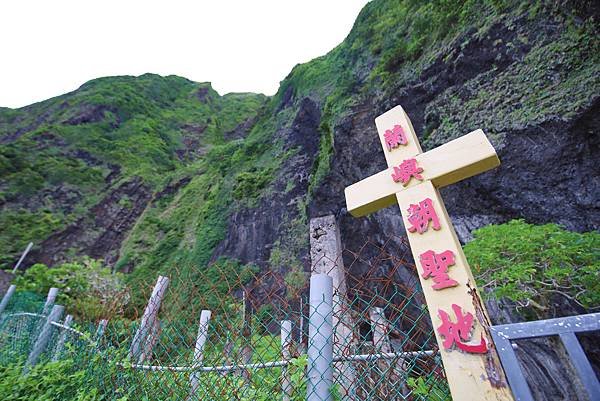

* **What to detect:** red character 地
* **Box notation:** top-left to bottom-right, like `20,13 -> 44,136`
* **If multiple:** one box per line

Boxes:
437,304 -> 488,354
406,198 -> 441,234
392,158 -> 424,185
420,250 -> 458,290
384,124 -> 408,151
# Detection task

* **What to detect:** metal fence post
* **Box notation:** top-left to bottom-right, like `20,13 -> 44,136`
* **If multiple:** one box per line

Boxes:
307,274 -> 333,401
281,320 -> 293,401
130,275 -> 169,363
52,314 -> 73,361
310,215 -> 357,399
369,307 -> 408,397
25,304 -> 64,371
188,309 -> 211,400
42,287 -> 59,315
0,284 -> 16,316
12,241 -> 33,274
95,319 -> 108,345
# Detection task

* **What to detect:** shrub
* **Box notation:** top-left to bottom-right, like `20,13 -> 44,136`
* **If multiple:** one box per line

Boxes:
12,259 -> 129,320
465,219 -> 600,318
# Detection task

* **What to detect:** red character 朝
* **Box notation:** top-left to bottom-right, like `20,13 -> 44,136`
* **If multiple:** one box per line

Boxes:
437,304 -> 488,354
384,124 -> 408,151
420,250 -> 458,290
406,198 -> 441,234
392,158 -> 424,185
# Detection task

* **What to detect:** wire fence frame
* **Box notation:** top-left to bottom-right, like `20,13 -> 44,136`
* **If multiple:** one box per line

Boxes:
0,234 -> 452,401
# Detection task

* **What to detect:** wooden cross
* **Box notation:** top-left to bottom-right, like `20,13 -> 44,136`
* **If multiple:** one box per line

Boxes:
344,106 -> 514,401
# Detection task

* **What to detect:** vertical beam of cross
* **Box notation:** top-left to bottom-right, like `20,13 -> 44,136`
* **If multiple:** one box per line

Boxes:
344,105 -> 514,401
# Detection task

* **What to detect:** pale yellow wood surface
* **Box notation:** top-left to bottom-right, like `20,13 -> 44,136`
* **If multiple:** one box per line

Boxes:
396,182 -> 513,401
345,129 -> 500,217
344,105 -> 514,401
374,105 -> 422,166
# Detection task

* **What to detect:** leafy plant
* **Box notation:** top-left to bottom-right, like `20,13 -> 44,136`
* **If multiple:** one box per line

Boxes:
12,258 -> 129,320
466,220 -> 600,318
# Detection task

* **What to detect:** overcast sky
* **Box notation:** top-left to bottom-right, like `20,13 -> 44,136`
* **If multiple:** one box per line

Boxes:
0,0 -> 370,108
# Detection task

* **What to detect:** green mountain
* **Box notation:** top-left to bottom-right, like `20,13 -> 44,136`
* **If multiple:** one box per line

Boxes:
1,0 -> 598,295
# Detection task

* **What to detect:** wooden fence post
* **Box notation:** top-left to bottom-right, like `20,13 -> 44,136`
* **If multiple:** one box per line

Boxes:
310,215 -> 357,399
188,309 -> 211,400
130,275 -> 169,364
25,304 -> 64,371
281,320 -> 293,401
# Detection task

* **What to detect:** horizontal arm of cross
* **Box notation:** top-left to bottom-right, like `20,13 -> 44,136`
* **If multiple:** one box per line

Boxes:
345,129 -> 499,217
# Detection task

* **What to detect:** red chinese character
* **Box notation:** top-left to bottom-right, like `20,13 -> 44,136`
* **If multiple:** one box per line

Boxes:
384,124 -> 408,151
406,198 -> 441,234
420,250 -> 458,290
391,158 -> 424,185
437,304 -> 488,354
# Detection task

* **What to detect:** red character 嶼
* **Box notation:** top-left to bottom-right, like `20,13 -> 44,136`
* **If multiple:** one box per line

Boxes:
391,158 -> 424,185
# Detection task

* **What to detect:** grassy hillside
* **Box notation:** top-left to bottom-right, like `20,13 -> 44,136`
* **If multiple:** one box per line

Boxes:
1,0 -> 598,312
0,75 -> 266,268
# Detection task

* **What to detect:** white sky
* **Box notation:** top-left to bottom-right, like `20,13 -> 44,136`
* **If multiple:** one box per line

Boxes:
0,0 -> 370,108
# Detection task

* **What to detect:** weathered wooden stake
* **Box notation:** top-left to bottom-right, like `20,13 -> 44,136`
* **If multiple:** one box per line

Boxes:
310,215 -> 357,399
188,309 -> 211,400
0,284 -> 16,316
52,314 -> 73,361
25,304 -> 64,371
12,242 -> 33,274
281,320 -> 293,401
130,275 -> 169,363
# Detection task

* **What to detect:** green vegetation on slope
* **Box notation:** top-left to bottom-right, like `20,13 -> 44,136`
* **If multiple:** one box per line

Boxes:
0,74 -> 266,267
465,220 -> 600,319
1,0 -> 598,315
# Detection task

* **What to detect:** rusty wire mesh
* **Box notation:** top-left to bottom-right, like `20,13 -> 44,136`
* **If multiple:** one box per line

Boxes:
0,235 -> 451,400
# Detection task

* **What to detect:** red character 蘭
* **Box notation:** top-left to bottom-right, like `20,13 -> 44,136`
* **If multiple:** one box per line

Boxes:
437,304 -> 488,354
420,250 -> 458,290
384,124 -> 408,151
406,198 -> 441,234
391,158 -> 424,185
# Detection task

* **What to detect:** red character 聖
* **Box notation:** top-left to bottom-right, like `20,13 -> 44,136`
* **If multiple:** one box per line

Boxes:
406,198 -> 441,234
392,158 -> 424,185
420,250 -> 458,290
384,124 -> 408,151
437,304 -> 488,354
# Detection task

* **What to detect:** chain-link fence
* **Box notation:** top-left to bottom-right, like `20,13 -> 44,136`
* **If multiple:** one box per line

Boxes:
0,235 -> 451,400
